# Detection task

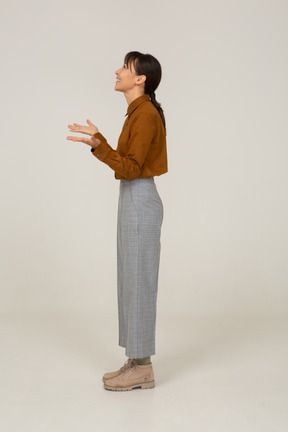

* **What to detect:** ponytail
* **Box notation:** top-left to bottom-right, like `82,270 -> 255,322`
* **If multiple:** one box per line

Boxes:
149,91 -> 167,136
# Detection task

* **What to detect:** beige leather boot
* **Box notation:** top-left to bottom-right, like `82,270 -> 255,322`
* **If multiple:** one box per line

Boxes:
102,358 -> 135,382
104,361 -> 155,391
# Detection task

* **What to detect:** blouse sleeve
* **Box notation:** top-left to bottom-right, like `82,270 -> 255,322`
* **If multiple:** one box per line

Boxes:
90,112 -> 156,180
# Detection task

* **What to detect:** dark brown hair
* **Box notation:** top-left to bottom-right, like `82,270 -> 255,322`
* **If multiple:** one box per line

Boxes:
124,51 -> 167,135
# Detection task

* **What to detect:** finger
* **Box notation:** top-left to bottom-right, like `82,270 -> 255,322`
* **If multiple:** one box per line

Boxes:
67,136 -> 81,141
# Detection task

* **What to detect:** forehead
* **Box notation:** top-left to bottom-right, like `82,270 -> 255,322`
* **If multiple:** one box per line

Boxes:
126,59 -> 137,73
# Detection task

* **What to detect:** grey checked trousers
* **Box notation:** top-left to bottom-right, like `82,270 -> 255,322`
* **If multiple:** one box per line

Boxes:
117,177 -> 164,358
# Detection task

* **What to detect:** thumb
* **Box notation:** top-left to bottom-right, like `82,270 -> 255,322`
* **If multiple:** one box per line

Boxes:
87,119 -> 92,125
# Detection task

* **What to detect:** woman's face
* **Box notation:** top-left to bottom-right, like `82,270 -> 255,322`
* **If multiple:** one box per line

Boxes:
115,60 -> 141,92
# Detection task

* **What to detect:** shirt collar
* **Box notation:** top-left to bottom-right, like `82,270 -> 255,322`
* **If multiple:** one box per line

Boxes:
125,93 -> 150,117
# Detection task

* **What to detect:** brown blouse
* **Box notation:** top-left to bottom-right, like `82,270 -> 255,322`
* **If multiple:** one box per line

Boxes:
90,93 -> 168,180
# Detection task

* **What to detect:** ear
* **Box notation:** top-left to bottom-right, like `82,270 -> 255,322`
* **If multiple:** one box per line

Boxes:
136,75 -> 146,85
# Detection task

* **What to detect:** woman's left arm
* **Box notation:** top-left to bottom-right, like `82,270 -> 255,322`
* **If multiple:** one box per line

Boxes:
90,112 -> 156,180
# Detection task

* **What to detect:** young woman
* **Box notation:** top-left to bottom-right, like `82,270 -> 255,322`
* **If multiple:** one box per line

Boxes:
67,51 -> 168,391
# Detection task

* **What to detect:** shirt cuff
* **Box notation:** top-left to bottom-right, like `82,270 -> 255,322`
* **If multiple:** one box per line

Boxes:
90,132 -> 113,161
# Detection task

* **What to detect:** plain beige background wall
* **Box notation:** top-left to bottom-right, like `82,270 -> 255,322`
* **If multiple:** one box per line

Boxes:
0,0 -> 287,317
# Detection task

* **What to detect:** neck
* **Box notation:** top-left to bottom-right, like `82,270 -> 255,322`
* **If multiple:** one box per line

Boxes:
124,89 -> 145,106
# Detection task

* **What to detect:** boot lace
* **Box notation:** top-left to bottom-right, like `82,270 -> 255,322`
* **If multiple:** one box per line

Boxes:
119,358 -> 137,373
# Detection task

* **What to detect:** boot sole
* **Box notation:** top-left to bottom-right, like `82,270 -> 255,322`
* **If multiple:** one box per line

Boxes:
104,380 -> 155,391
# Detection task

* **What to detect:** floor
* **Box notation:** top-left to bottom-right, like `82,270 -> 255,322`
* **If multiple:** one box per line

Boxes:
0,311 -> 287,431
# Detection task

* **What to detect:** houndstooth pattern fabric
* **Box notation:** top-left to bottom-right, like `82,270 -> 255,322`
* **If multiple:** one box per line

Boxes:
117,177 -> 164,358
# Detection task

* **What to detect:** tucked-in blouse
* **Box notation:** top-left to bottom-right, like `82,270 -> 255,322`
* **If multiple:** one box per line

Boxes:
90,93 -> 168,180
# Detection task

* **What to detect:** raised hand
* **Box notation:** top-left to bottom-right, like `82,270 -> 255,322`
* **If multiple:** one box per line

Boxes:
68,119 -> 98,136
67,119 -> 100,149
